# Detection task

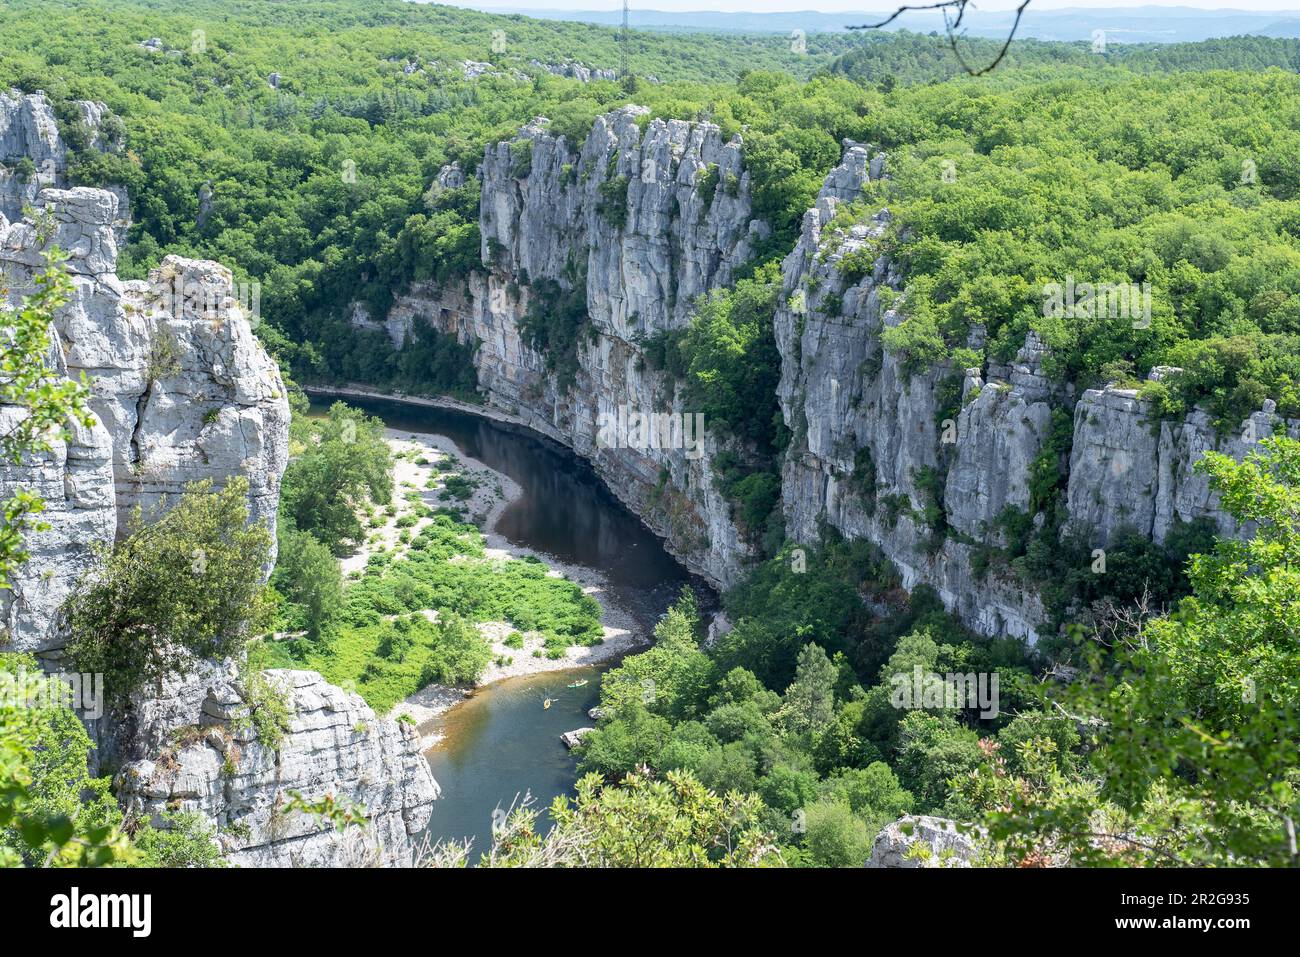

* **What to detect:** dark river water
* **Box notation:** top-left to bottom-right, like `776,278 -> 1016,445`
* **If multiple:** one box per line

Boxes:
308,392 -> 708,861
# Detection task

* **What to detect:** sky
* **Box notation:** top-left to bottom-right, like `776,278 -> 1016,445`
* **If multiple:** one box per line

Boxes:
448,2 -> 1300,13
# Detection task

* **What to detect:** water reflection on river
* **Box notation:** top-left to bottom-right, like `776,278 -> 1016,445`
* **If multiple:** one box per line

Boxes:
308,392 -> 709,862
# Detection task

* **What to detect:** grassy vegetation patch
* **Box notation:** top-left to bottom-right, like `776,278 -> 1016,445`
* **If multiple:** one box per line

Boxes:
264,514 -> 603,711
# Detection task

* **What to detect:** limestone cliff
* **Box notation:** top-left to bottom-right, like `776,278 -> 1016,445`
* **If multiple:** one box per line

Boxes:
0,90 -> 129,241
357,108 -> 1272,642
772,144 -> 1283,641
0,89 -> 64,220
372,106 -> 767,585
0,188 -> 289,653
1065,386 -> 1292,547
774,147 -> 1049,639
0,179 -> 436,864
773,148 -> 1281,641
116,669 -> 438,868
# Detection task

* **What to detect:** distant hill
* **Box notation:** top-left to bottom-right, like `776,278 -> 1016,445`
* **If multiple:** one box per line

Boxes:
448,4 -> 1300,43
824,29 -> 1300,83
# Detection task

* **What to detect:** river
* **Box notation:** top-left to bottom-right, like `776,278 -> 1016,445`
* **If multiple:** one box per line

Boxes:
308,392 -> 709,861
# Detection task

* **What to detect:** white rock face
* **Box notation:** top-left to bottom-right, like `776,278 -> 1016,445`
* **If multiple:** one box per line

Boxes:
0,174 -> 435,867
117,254 -> 289,538
774,144 -> 1272,642
0,90 -> 63,219
0,90 -> 129,240
361,112 -> 1265,642
0,191 -> 125,652
529,60 -> 618,83
481,106 -> 760,335
1065,379 -> 1290,547
867,815 -> 984,868
560,727 -> 594,749
944,334 -> 1061,541
0,189 -> 290,651
372,107 -> 766,585
116,669 -> 438,868
0,338 -> 116,652
775,146 -> 1048,640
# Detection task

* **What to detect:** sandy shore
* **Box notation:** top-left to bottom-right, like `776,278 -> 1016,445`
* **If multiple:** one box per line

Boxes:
309,384 -> 723,592
346,421 -> 649,739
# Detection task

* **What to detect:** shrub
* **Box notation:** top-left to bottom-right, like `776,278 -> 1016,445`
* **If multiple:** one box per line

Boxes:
64,477 -> 273,704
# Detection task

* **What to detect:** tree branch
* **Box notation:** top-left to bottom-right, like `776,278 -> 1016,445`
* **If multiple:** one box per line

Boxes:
849,0 -> 1033,77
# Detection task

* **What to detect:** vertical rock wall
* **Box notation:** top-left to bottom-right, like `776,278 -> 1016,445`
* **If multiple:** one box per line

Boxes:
773,147 -> 1048,639
1,188 -> 290,652
115,669 -> 438,868
0,175 -> 436,864
398,107 -> 770,585
0,90 -> 129,241
358,109 -> 1275,643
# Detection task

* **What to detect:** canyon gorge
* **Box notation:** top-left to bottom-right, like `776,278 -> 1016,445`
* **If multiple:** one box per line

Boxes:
0,82 -> 1279,867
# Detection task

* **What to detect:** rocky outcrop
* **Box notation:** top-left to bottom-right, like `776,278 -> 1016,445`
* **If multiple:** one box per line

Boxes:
117,253 -> 289,538
1,175 -> 435,866
944,334 -> 1063,541
349,281 -> 447,350
866,815 -> 984,868
360,110 -> 1269,641
529,60 -> 618,83
0,188 -> 290,652
773,142 -> 1275,641
370,106 -> 767,585
0,90 -> 128,241
1065,380 -> 1292,547
479,106 -> 762,333
560,727 -> 594,749
116,669 -> 437,867
0,90 -> 63,220
0,335 -> 116,653
775,146 -> 1047,640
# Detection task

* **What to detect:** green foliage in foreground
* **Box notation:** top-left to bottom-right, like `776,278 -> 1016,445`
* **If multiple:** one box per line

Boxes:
1,655 -> 231,868
131,812 -> 227,868
969,436 -> 1300,867
0,655 -> 130,867
447,770 -> 783,868
580,449 -> 1300,866
264,513 -> 603,712
0,255 -> 95,591
577,568 -> 1031,866
64,477 -> 273,705
273,524 -> 345,642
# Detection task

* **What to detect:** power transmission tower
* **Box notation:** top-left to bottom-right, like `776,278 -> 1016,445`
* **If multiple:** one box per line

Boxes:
620,0 -> 629,80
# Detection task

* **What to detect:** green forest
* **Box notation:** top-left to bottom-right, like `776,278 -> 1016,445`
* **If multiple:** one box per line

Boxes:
3,0 -> 1300,872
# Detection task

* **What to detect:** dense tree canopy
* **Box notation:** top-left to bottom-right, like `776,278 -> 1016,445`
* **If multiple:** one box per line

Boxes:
7,0 -> 1300,870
